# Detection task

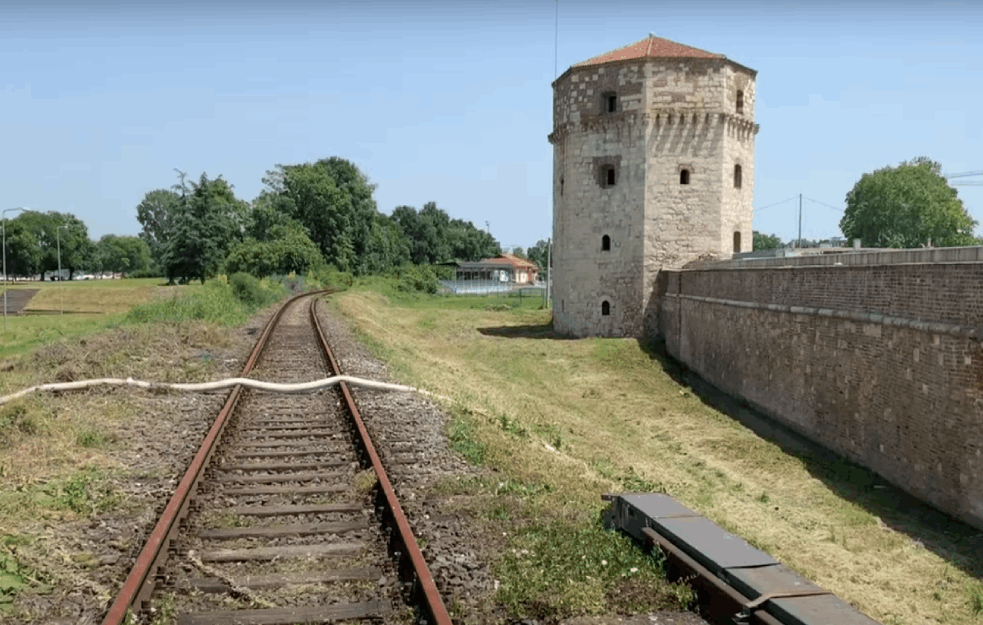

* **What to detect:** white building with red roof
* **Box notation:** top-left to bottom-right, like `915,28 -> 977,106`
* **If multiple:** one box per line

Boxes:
549,35 -> 758,337
455,253 -> 540,285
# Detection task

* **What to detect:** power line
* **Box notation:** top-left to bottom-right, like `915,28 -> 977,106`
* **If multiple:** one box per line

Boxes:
803,197 -> 843,212
753,195 -> 797,213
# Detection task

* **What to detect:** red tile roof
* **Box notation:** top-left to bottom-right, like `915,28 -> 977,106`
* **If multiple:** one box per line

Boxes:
574,35 -> 725,67
498,253 -> 538,270
460,254 -> 539,270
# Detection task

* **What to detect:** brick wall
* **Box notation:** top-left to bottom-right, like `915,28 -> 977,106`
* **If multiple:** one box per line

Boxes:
654,259 -> 983,529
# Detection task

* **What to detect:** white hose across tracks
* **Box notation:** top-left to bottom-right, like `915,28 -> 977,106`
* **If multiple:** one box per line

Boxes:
0,375 -> 451,407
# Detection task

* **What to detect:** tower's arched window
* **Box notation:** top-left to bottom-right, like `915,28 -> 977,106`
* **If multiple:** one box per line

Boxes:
734,164 -> 743,189
679,169 -> 690,185
601,300 -> 611,316
601,234 -> 611,251
736,90 -> 744,114
560,176 -> 564,197
600,164 -> 616,188
733,231 -> 741,253
603,92 -> 617,113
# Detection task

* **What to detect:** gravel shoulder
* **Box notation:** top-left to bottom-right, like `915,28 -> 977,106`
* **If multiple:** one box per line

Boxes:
2,292 -> 709,625
1,309 -> 273,624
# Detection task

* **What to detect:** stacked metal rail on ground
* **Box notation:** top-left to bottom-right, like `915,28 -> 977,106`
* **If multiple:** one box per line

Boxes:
604,493 -> 881,625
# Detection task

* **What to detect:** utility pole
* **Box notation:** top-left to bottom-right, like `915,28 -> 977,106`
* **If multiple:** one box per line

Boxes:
797,193 -> 802,248
554,0 -> 559,80
57,224 -> 67,314
546,238 -> 552,309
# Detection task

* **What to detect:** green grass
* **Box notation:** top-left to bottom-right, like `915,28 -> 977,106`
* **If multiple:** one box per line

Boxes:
0,467 -> 123,521
351,275 -> 547,312
125,276 -> 285,326
496,519 -> 693,618
0,278 -> 162,360
334,285 -> 983,625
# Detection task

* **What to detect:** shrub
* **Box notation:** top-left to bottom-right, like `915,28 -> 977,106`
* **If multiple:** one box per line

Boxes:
395,265 -> 438,294
229,273 -> 280,309
125,278 -> 284,327
307,266 -> 355,290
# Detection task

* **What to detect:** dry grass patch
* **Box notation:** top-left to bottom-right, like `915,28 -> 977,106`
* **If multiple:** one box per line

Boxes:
24,278 -> 162,314
334,288 -> 983,625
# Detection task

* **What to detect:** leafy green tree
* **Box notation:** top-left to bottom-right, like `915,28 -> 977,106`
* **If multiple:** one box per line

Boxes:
136,189 -> 181,268
391,203 -> 499,264
2,217 -> 42,278
526,239 -> 550,273
96,235 -> 151,276
361,215 -> 411,275
447,217 -> 500,261
9,211 -> 93,280
162,173 -> 248,284
259,158 -> 381,274
224,222 -> 326,278
752,231 -> 783,250
840,157 -> 978,248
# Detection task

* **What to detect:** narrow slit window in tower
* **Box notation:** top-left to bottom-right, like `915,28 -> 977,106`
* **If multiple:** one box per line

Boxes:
604,92 -> 617,113
733,231 -> 741,253
600,165 -> 616,188
737,90 -> 744,114
601,300 -> 610,316
680,169 -> 690,185
560,176 -> 564,196
602,234 -> 611,251
734,164 -> 742,189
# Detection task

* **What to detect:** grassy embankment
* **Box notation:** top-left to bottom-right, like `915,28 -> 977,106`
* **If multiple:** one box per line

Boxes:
0,275 -> 286,615
331,282 -> 983,625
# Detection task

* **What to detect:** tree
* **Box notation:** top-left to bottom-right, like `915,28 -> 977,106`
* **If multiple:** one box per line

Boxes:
361,215 -> 411,275
96,235 -> 151,276
259,158 -> 380,274
9,211 -> 93,280
752,231 -> 783,250
161,173 -> 248,284
840,157 -> 978,248
224,221 -> 326,278
136,189 -> 181,269
447,218 -> 499,261
526,239 -> 550,273
391,203 -> 499,265
2,217 -> 42,278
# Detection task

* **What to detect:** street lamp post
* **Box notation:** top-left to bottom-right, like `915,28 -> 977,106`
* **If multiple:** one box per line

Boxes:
57,224 -> 68,314
3,207 -> 30,331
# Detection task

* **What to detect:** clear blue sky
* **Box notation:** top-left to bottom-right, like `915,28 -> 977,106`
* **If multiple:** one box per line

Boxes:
2,0 -> 981,250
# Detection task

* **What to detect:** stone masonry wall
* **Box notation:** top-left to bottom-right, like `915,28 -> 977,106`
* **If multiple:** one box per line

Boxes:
639,61 -> 757,329
551,62 -> 648,336
654,261 -> 983,530
551,55 -> 757,337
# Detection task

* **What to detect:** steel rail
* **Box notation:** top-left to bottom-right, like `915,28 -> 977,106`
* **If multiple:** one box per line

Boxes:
310,297 -> 453,625
640,527 -> 784,625
101,288 -> 338,625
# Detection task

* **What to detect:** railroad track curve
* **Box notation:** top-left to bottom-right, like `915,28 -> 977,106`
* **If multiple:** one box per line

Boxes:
102,290 -> 451,625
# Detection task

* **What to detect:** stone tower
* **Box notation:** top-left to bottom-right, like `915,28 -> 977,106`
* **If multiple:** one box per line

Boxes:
548,35 -> 759,337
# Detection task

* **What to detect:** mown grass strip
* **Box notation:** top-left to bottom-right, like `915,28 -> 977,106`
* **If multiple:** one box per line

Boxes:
333,282 -> 983,625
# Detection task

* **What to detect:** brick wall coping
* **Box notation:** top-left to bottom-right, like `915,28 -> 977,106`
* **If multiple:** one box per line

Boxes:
685,246 -> 983,271
665,293 -> 983,340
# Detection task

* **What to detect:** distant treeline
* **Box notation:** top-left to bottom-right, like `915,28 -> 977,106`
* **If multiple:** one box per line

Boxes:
4,156 -> 550,285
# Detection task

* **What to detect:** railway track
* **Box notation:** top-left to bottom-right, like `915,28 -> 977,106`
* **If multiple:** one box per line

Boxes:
102,290 -> 451,625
